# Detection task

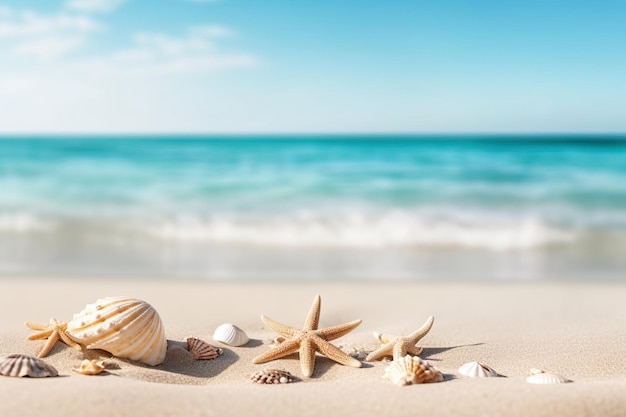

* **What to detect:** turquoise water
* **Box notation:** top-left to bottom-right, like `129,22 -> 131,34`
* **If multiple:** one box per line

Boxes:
1,135 -> 626,280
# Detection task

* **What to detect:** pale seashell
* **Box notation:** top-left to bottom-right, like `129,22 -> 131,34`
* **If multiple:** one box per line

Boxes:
383,355 -> 443,386
66,296 -> 167,366
526,368 -> 570,384
0,354 -> 58,378
186,337 -> 223,360
249,369 -> 296,384
72,359 -> 106,375
458,361 -> 500,378
212,323 -> 249,347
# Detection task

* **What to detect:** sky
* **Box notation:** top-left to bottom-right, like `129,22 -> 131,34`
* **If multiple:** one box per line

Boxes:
0,0 -> 625,133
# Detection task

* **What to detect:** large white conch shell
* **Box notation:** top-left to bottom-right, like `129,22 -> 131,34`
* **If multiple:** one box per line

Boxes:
67,297 -> 167,366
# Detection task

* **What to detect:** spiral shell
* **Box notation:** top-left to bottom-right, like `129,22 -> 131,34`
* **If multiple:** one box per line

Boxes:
458,361 -> 500,378
526,368 -> 570,384
67,297 -> 167,366
0,354 -> 58,378
212,323 -> 249,347
383,355 -> 443,386
186,337 -> 223,360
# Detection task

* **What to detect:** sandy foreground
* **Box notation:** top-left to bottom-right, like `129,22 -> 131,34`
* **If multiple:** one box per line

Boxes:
1,278 -> 625,417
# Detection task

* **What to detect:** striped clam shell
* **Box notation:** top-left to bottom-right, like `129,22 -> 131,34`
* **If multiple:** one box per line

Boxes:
249,369 -> 296,384
526,368 -> 570,384
212,323 -> 249,347
186,337 -> 223,360
66,297 -> 167,366
383,355 -> 444,386
458,361 -> 500,378
0,354 -> 58,378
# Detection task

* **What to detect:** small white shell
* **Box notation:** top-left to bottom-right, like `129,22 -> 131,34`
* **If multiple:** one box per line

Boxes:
0,354 -> 58,378
212,323 -> 249,347
249,369 -> 296,384
72,359 -> 106,375
526,368 -> 570,384
383,355 -> 443,386
458,361 -> 499,378
66,297 -> 168,366
186,337 -> 223,360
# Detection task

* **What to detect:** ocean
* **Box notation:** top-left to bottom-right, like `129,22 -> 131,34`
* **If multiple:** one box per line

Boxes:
1,135 -> 625,280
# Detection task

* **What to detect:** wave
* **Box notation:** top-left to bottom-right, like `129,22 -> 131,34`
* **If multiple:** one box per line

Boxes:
144,211 -> 575,251
0,213 -> 54,233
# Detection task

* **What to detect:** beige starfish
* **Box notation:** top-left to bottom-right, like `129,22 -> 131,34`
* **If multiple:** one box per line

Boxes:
253,295 -> 362,378
25,318 -> 82,358
365,316 -> 434,361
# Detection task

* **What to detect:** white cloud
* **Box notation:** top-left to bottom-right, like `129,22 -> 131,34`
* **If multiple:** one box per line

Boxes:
14,36 -> 85,59
0,4 -> 259,132
87,25 -> 256,75
0,11 -> 99,38
65,0 -> 125,13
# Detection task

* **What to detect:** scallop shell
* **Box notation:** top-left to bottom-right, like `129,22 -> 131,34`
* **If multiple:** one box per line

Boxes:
249,369 -> 296,384
66,297 -> 167,366
72,359 -> 106,375
212,323 -> 249,347
0,354 -> 58,378
186,337 -> 223,360
458,361 -> 500,378
526,368 -> 570,384
383,355 -> 443,386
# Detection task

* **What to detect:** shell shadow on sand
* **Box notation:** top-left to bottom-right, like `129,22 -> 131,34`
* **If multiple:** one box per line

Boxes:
102,340 -> 240,385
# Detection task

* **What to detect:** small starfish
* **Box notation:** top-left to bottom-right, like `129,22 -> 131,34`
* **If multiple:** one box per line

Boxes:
25,318 -> 82,358
365,316 -> 434,361
253,295 -> 362,378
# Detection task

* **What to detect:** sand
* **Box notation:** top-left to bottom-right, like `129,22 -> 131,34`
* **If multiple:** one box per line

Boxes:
1,278 -> 625,417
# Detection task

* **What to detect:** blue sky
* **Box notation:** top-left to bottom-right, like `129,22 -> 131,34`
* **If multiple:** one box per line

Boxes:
0,0 -> 625,133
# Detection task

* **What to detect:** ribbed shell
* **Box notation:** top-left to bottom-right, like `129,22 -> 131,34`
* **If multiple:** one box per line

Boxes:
186,337 -> 223,360
0,354 -> 58,378
526,369 -> 570,384
212,323 -> 249,347
66,297 -> 167,366
249,369 -> 296,384
383,355 -> 443,386
458,361 -> 499,378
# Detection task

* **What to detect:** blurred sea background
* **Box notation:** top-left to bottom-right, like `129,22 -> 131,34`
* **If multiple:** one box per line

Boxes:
1,135 -> 625,281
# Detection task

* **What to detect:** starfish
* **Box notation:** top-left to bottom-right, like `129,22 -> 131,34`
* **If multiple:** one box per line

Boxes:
252,295 -> 362,378
25,318 -> 82,358
365,316 -> 434,362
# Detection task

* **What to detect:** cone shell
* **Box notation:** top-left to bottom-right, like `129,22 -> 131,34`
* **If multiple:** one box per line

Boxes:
186,337 -> 223,360
0,354 -> 58,378
72,359 -> 106,375
526,368 -> 570,384
66,297 -> 167,366
383,355 -> 443,386
212,323 -> 249,347
458,361 -> 499,378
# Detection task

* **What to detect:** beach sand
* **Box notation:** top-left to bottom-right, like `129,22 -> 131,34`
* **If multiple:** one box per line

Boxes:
1,278 -> 625,416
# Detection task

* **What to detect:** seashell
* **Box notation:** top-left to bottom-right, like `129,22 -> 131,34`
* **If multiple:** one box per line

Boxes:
526,368 -> 570,384
458,361 -> 500,378
383,355 -> 443,386
249,369 -> 296,384
66,296 -> 167,366
72,359 -> 106,375
212,323 -> 249,347
0,354 -> 58,378
186,337 -> 223,360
